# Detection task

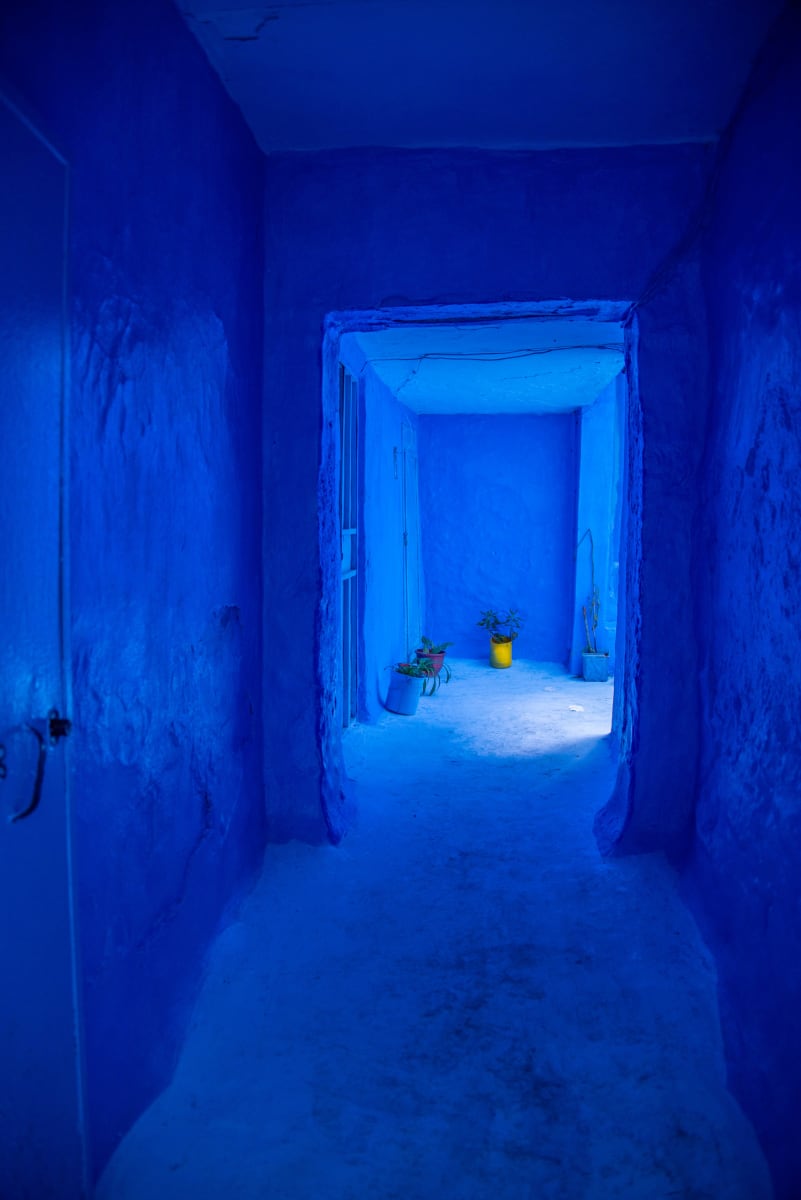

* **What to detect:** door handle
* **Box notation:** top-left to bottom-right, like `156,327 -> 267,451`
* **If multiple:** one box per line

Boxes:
0,709 -> 71,823
10,723 -> 47,823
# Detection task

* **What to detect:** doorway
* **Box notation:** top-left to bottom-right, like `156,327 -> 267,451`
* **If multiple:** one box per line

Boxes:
322,299 -> 633,796
0,90 -> 89,1198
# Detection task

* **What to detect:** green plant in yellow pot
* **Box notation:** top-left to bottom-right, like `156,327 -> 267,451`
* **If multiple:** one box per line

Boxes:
477,608 -> 524,668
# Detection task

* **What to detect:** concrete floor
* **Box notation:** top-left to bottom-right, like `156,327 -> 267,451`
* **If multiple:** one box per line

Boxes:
98,660 -> 772,1199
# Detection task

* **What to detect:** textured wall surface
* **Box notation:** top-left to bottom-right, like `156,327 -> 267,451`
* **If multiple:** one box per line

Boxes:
418,413 -> 577,662
595,252 -> 709,858
688,9 -> 801,1196
571,378 -> 624,675
359,370 -> 420,721
0,0 -> 266,1175
264,142 -> 712,844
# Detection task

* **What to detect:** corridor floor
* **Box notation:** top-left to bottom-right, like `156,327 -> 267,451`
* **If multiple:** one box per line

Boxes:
98,661 -> 771,1199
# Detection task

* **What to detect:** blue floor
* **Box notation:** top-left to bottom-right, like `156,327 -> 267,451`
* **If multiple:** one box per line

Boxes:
98,662 -> 771,1199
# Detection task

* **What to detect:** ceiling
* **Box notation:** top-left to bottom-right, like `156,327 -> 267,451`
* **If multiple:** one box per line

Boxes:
176,0 -> 782,154
341,316 -> 625,414
176,2 -> 776,412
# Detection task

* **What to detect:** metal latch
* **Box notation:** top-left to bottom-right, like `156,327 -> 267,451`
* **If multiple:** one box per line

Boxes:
0,709 -> 72,822
49,709 -> 72,744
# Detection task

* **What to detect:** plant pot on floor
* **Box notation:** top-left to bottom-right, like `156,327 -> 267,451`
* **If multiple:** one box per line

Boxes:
385,668 -> 423,715
582,651 -> 609,682
477,609 -> 524,669
489,637 -> 513,669
415,648 -> 445,675
414,637 -> 453,678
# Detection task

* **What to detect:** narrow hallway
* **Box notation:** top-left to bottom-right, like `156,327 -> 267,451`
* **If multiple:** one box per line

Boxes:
99,663 -> 770,1199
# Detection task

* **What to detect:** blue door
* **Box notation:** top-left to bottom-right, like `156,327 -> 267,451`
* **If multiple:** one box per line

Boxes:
0,92 -> 90,1196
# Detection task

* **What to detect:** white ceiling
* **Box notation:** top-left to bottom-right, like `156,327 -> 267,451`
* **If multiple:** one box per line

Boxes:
341,316 -> 625,414
176,0 -> 781,154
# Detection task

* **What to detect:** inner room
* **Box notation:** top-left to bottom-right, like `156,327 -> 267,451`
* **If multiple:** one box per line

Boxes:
336,304 -> 628,729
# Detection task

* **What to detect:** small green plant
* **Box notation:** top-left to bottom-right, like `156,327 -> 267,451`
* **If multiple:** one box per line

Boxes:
577,529 -> 605,655
394,659 -> 432,678
426,666 -> 451,692
418,635 -> 453,656
415,636 -> 453,685
477,608 -> 524,644
582,589 -> 600,654
392,657 -> 447,695
423,660 -> 452,688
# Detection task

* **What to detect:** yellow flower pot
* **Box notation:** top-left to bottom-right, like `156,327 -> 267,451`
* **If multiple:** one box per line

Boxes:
489,637 -> 513,668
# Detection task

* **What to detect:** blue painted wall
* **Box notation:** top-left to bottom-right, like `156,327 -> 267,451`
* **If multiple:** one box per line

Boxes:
0,0 -> 266,1176
686,8 -> 801,1196
595,251 -> 710,858
417,413 -> 577,662
265,144 -> 712,844
570,377 -> 625,675
358,367 -> 421,721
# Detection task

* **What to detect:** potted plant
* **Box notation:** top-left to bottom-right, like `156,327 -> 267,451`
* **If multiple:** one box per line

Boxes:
416,649 -> 452,696
476,608 -> 524,669
578,528 -> 610,682
414,636 -> 453,679
385,657 -> 440,715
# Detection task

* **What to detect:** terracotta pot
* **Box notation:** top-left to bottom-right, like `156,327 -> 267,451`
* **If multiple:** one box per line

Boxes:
415,649 -> 445,675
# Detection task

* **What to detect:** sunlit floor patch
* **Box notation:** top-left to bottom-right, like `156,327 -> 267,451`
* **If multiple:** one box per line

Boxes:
98,661 -> 771,1200
378,658 -> 614,760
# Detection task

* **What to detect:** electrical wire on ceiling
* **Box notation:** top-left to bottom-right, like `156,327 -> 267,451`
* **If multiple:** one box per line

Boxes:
362,343 -> 625,368
360,343 -> 625,396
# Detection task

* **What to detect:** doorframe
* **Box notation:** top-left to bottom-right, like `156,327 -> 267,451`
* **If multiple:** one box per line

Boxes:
0,83 -> 91,1194
400,418 -> 423,659
319,298 -> 637,836
338,362 -> 359,727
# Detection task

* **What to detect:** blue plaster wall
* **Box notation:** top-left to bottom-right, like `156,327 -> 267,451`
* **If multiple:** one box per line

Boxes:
265,143 -> 712,845
0,0 -> 266,1176
359,368 -> 421,721
594,252 -> 710,858
570,377 -> 625,675
686,8 -> 801,1196
417,413 -> 577,663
